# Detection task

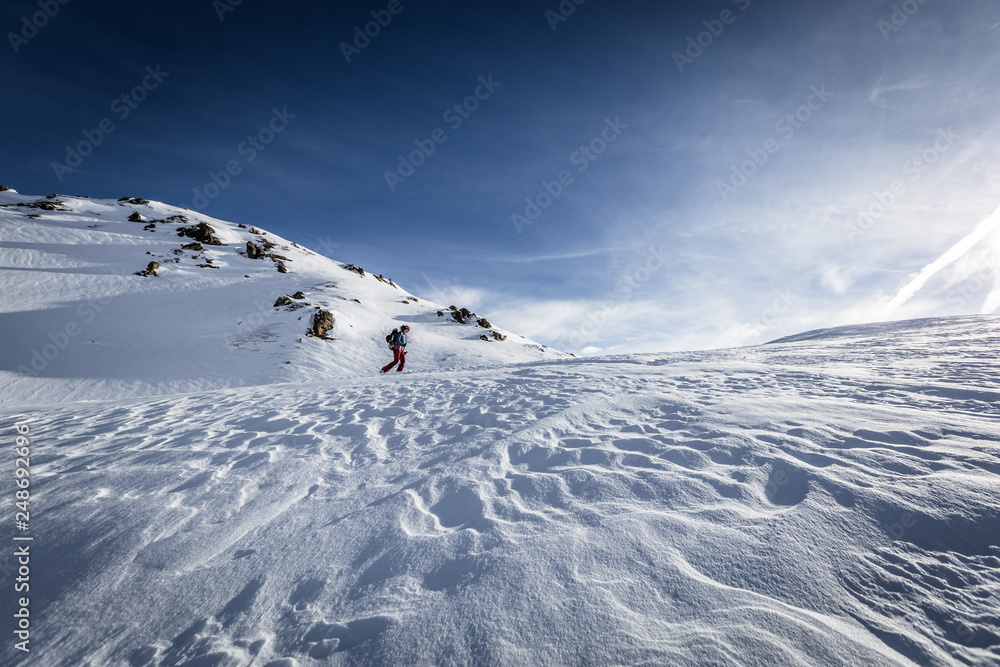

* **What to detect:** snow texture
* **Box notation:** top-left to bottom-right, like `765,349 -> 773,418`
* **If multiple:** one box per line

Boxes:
1,191 -> 999,666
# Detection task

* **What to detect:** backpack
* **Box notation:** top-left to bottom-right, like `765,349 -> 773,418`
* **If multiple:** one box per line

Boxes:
386,329 -> 399,347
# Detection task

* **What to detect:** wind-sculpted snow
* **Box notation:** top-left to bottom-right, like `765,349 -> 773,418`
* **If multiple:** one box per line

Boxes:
3,316 -> 1000,665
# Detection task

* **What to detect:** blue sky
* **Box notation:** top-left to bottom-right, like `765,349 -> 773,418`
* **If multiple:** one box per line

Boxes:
4,0 -> 1000,354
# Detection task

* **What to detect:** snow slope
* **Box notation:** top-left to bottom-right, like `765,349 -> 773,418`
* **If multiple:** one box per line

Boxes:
2,314 -> 999,666
0,189 -> 565,407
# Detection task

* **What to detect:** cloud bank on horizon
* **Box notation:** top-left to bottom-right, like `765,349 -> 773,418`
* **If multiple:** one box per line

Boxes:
3,0 -> 1000,354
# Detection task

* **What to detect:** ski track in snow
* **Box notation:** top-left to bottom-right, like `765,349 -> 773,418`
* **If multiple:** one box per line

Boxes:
3,321 -> 1000,666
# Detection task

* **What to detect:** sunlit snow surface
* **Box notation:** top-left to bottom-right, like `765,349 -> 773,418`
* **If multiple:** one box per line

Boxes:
2,315 -> 999,665
2,192 -> 999,665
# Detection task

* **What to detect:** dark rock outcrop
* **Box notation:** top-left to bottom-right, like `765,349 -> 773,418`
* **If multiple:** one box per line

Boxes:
276,261 -> 288,273
135,261 -> 159,277
246,241 -> 265,259
177,222 -> 222,245
274,295 -> 294,307
311,310 -> 334,338
292,291 -> 306,299
477,318 -> 492,329
128,212 -> 146,222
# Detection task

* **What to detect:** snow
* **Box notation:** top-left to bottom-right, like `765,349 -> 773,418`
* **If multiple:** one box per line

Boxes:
2,191 -> 1000,665
0,189 -> 566,408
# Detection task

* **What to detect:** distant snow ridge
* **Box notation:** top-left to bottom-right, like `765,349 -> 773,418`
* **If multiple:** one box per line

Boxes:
0,188 -> 566,406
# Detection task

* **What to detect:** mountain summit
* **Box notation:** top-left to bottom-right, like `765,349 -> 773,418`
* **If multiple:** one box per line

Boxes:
0,189 -> 566,407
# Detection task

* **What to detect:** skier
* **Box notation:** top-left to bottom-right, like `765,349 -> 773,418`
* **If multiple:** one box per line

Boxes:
381,325 -> 409,373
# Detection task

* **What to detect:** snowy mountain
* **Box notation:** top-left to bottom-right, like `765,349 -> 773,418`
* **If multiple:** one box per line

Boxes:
0,188 -> 566,407
2,189 -> 999,666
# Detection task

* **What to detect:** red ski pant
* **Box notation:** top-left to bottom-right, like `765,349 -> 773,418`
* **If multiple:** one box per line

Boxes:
382,347 -> 406,373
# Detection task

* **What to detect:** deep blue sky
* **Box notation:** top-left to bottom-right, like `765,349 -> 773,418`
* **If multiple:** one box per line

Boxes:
5,0 -> 1000,353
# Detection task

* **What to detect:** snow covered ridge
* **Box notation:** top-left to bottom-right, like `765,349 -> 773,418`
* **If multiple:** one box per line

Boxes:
1,314 -> 998,665
0,188 -> 567,407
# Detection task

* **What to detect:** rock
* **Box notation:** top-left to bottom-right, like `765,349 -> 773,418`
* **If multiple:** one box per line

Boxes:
477,318 -> 492,329
246,241 -> 265,259
311,310 -> 334,337
344,264 -> 365,276
237,223 -> 247,228
128,212 -> 146,222
449,305 -> 457,311
492,331 -> 506,341
276,261 -> 288,273
437,311 -> 444,317
249,227 -> 262,234
38,202 -> 58,211
480,334 -> 491,341
197,223 -> 222,244
274,295 -> 294,307
181,242 -> 203,251
178,222 -> 221,245
292,292 -> 306,299
135,261 -> 159,277
119,197 -> 149,205
452,310 -> 466,324
0,186 -> 11,191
